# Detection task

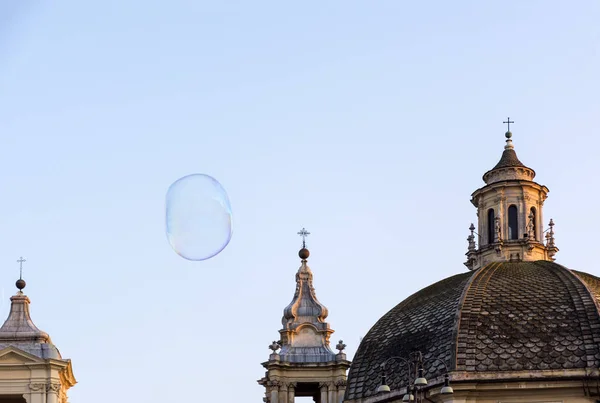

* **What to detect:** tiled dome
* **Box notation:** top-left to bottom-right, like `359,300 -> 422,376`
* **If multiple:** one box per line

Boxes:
345,261 -> 600,401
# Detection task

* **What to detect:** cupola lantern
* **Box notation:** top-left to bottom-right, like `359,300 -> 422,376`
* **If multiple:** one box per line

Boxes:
465,120 -> 558,270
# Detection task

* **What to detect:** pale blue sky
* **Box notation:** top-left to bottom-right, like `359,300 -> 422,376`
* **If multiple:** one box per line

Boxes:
0,1 -> 599,402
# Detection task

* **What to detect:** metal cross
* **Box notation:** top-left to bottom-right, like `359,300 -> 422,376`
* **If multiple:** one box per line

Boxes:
297,228 -> 310,248
17,257 -> 26,280
503,117 -> 514,132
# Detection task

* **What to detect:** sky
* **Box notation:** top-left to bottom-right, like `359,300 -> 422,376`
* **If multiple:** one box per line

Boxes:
0,1 -> 599,402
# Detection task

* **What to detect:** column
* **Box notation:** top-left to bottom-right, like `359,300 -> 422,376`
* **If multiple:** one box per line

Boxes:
46,383 -> 60,403
336,380 -> 347,403
327,383 -> 335,403
319,383 -> 328,403
287,383 -> 295,403
280,383 -> 288,403
269,381 -> 279,403
28,384 -> 46,403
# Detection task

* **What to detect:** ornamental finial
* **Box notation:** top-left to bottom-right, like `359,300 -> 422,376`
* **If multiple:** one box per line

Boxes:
503,117 -> 515,150
467,223 -> 476,252
297,227 -> 310,260
546,219 -> 558,261
16,257 -> 26,291
336,340 -> 346,353
269,340 -> 281,353
547,219 -> 556,247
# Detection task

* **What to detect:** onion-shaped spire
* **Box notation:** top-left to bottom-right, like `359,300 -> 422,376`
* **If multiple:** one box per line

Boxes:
277,229 -> 335,363
282,244 -> 329,328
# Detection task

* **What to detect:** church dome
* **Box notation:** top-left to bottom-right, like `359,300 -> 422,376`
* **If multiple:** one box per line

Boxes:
345,261 -> 600,400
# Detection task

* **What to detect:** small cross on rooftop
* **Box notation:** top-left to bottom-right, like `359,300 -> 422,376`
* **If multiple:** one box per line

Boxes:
503,117 -> 514,132
297,228 -> 310,248
17,257 -> 26,280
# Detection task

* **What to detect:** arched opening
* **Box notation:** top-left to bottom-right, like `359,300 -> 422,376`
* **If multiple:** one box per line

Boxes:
508,205 -> 518,240
487,209 -> 495,244
530,206 -> 537,240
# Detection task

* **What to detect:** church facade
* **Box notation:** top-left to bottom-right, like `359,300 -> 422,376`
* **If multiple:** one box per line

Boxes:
260,126 -> 600,402
0,273 -> 75,403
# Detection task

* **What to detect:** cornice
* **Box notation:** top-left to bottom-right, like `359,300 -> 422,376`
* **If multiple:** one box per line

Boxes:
264,359 -> 352,370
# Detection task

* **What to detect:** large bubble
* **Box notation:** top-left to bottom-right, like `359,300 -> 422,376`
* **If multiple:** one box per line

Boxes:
165,174 -> 233,261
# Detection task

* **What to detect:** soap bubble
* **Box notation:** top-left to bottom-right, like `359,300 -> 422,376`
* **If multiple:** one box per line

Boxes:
166,174 -> 233,261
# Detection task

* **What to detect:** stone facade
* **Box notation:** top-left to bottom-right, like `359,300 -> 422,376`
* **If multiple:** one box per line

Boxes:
0,288 -> 76,403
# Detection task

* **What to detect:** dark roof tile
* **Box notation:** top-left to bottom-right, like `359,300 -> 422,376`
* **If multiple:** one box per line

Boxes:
345,262 -> 600,401
491,149 -> 526,170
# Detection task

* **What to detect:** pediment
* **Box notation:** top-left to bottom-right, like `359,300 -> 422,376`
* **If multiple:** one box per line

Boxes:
0,346 -> 44,364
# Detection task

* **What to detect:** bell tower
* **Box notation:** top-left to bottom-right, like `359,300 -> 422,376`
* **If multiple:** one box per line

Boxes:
0,258 -> 76,403
465,120 -> 559,271
258,229 -> 351,403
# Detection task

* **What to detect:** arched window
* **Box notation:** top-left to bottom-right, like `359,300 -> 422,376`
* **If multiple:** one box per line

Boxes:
487,209 -> 495,244
530,207 -> 537,240
508,205 -> 518,240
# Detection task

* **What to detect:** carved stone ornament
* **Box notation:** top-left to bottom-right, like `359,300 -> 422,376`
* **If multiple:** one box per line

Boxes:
47,383 -> 61,393
494,217 -> 502,244
336,340 -> 346,353
29,383 -> 46,392
335,379 -> 348,387
268,340 -> 281,353
267,380 -> 281,388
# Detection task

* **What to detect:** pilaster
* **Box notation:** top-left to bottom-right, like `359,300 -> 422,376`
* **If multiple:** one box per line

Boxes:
335,379 -> 347,403
46,382 -> 60,403
269,380 -> 280,403
320,382 -> 329,403
328,381 -> 336,403
287,382 -> 296,402
28,383 -> 46,403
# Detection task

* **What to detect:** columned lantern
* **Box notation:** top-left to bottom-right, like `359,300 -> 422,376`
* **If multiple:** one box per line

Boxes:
465,120 -> 558,270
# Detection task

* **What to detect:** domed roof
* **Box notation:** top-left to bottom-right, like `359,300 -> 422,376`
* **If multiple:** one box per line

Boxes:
345,261 -> 600,401
0,292 -> 62,360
